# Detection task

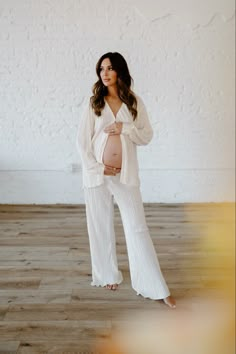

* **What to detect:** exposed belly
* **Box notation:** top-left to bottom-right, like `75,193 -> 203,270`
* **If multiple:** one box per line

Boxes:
102,135 -> 122,169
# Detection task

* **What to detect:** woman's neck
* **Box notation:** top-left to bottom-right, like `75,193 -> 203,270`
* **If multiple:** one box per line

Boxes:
106,85 -> 119,99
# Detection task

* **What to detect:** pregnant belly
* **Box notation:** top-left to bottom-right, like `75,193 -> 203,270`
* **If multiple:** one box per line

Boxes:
102,135 -> 122,169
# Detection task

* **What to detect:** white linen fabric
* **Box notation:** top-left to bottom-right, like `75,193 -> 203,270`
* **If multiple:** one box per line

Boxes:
84,174 -> 170,300
76,94 -> 170,299
76,95 -> 153,188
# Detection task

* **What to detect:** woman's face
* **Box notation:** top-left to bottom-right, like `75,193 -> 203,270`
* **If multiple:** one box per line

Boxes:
100,58 -> 118,87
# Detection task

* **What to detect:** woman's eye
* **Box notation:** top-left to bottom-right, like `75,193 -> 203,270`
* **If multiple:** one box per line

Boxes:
100,66 -> 113,71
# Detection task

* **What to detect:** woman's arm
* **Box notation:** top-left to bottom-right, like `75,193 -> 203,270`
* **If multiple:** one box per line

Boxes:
76,99 -> 104,174
121,97 -> 153,145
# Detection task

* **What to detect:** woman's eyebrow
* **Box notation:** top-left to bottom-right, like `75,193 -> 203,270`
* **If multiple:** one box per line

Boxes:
100,65 -> 112,68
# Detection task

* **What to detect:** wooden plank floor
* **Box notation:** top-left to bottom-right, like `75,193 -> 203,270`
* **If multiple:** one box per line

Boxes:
0,203 -> 234,354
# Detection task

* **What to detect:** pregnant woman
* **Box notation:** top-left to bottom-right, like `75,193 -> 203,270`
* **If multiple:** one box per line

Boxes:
77,52 -> 176,308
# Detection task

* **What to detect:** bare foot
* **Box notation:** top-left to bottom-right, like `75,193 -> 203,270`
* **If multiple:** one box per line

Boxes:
163,295 -> 176,308
105,284 -> 118,291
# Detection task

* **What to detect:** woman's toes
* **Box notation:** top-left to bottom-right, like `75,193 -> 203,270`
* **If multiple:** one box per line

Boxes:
163,296 -> 176,308
105,284 -> 118,290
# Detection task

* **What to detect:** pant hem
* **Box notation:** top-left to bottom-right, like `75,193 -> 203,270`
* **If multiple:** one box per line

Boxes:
135,290 -> 171,300
91,279 -> 123,287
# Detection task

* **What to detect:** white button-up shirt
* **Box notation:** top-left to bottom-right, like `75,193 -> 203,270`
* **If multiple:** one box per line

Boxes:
76,95 -> 153,188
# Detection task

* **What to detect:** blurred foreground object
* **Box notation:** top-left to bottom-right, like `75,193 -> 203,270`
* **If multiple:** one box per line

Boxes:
96,203 -> 235,354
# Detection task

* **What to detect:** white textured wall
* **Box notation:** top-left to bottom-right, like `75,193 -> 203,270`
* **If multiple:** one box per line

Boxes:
0,0 -> 235,203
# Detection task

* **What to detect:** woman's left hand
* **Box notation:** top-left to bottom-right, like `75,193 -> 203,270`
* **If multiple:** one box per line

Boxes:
104,122 -> 123,135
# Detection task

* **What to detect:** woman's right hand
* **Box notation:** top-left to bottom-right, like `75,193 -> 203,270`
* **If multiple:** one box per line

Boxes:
104,165 -> 121,176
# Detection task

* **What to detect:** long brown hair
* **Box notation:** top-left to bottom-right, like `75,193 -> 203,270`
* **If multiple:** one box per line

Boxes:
90,52 -> 137,120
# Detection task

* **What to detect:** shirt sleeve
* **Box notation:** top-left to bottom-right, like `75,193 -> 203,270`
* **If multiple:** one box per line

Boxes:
121,96 -> 153,145
76,98 -> 104,175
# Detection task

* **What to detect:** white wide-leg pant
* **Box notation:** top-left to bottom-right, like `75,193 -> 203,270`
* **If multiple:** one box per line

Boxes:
84,174 -> 170,300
